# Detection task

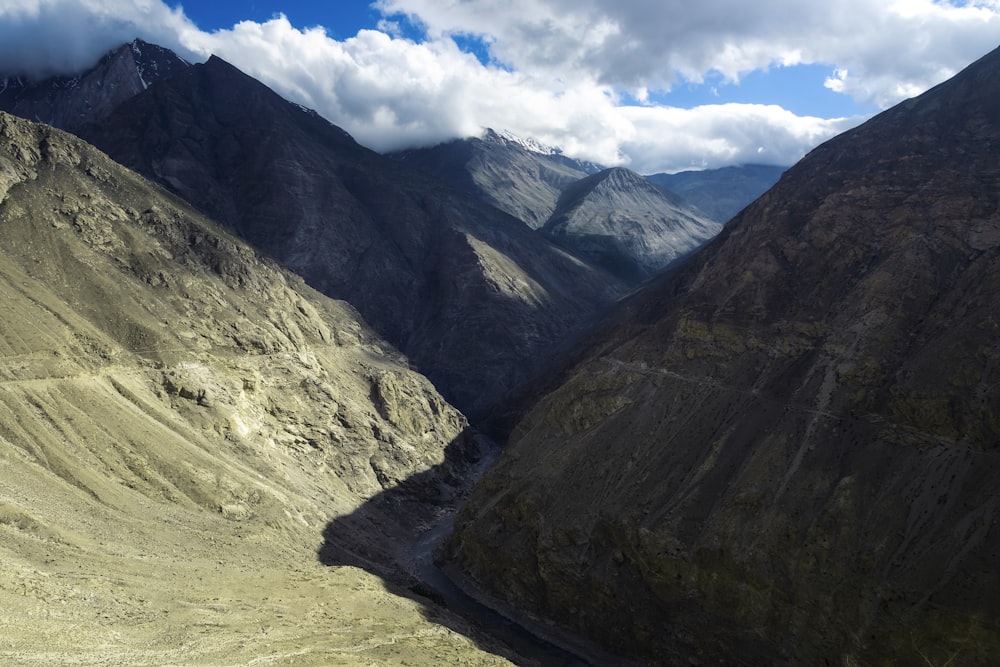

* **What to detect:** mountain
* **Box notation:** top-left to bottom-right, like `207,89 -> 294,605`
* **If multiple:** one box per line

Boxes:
648,163 -> 786,222
0,39 -> 188,131
0,110 -> 515,665
542,166 -> 721,282
393,128 -> 601,229
62,53 -> 624,419
396,131 -> 719,282
444,45 -> 1000,665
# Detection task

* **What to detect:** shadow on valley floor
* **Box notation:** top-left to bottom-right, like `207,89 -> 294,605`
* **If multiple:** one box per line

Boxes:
316,428 -> 599,666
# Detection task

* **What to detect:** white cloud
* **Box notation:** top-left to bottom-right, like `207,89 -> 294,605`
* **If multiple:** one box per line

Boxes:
617,104 -> 859,174
0,1 -> 997,173
0,0 -> 198,77
377,0 -> 1000,107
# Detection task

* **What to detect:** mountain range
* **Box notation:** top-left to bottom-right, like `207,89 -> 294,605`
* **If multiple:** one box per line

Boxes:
0,43 -> 771,412
2,43 -> 639,419
393,130 -> 773,281
2,33 -> 997,667
648,163 -> 786,222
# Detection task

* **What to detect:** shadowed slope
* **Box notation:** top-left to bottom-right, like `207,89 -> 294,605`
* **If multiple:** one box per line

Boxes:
445,45 -> 1000,665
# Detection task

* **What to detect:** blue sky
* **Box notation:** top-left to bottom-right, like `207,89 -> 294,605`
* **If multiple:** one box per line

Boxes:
179,1 -> 380,40
2,0 -> 998,172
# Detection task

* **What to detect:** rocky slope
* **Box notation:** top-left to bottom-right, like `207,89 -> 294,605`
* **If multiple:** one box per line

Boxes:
648,163 -> 786,223
542,167 -> 721,282
445,45 -> 1000,665
70,53 -> 623,419
0,39 -> 187,131
0,110 -> 513,666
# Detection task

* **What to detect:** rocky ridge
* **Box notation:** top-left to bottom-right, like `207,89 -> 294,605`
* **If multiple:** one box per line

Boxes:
445,44 -> 1000,665
393,128 -> 601,230
0,39 -> 187,132
0,110 -> 512,665
543,166 -> 721,282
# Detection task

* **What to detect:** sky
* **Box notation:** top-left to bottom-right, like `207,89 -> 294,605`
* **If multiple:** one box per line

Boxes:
1,1 -> 999,174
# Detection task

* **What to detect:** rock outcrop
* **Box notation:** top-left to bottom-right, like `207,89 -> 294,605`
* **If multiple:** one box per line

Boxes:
0,110 -> 510,665
445,45 -> 1000,665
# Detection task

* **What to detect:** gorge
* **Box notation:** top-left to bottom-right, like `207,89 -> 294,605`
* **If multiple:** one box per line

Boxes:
1,34 -> 998,667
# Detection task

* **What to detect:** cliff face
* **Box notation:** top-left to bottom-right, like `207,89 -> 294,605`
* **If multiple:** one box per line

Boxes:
445,46 -> 1000,665
0,111 -> 509,665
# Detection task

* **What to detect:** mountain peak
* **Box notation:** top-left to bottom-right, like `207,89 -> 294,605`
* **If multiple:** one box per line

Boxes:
481,127 -> 561,156
544,165 -> 720,281
127,38 -> 189,89
0,39 -> 189,131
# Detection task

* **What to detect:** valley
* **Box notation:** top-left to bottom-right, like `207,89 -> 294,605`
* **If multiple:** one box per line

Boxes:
1,30 -> 998,667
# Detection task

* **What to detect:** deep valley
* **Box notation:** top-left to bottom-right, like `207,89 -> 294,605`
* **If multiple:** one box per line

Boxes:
1,32 -> 999,667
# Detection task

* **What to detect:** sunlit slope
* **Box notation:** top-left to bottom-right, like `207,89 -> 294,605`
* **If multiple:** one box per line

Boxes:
0,111 -> 508,666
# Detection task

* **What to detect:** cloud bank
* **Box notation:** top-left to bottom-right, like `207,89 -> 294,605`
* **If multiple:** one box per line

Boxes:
1,0 -> 998,173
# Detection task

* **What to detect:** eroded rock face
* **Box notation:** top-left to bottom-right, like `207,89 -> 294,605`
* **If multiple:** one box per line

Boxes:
0,111 -> 510,665
445,46 -> 1000,665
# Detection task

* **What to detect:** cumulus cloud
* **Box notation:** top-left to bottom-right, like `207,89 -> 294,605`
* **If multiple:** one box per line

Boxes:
617,104 -> 859,174
0,0 -> 199,78
0,0 -> 997,172
377,0 -> 1000,108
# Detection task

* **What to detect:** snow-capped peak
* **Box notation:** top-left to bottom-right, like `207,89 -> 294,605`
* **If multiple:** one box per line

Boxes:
482,128 -> 561,156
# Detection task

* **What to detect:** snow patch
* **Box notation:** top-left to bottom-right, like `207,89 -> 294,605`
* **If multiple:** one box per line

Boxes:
482,128 -> 560,156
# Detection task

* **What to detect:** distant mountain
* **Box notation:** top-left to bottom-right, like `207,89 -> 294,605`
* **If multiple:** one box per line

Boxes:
0,39 -> 188,131
0,110 -> 504,664
393,128 -> 601,229
648,163 -> 786,222
67,53 -> 623,418
396,131 -> 718,281
446,44 -> 1000,665
542,166 -> 721,282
